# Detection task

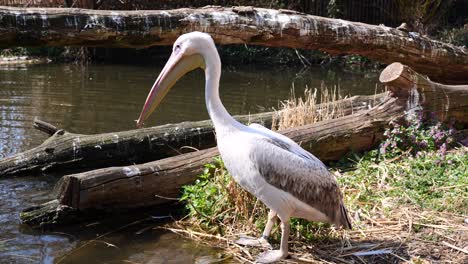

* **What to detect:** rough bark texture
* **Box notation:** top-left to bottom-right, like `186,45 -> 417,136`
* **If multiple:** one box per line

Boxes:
0,94 -> 381,177
0,6 -> 467,83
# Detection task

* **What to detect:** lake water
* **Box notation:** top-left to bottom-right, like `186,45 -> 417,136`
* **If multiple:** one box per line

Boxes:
0,62 -> 381,263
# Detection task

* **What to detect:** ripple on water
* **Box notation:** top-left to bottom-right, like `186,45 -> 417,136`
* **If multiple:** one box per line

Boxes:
0,176 -> 71,263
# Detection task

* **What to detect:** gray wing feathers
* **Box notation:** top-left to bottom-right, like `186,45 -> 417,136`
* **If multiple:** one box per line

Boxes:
249,123 -> 325,166
250,136 -> 350,228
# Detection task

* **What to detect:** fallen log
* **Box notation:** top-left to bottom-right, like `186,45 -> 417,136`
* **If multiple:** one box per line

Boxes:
379,62 -> 468,125
0,94 -> 382,177
0,6 -> 467,83
20,63 -> 468,227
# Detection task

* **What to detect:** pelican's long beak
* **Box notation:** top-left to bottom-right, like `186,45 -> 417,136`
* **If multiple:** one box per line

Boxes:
136,52 -> 204,128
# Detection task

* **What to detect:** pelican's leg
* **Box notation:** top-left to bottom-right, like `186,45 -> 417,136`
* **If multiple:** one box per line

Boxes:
235,210 -> 276,248
262,210 -> 278,239
255,218 -> 290,263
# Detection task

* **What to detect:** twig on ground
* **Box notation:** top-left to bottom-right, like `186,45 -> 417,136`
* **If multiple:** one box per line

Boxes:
442,241 -> 468,255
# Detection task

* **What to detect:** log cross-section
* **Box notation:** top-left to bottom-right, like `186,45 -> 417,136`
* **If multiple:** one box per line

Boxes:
0,6 -> 467,83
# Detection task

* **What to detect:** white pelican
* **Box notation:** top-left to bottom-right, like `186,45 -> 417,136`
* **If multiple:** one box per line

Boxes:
136,32 -> 352,263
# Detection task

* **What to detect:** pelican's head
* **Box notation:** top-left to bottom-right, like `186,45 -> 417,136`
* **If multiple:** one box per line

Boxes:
136,32 -> 215,128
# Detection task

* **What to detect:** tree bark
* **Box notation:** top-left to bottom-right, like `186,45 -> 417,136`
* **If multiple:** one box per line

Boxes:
20,63 -> 468,227
0,6 -> 467,83
0,94 -> 381,177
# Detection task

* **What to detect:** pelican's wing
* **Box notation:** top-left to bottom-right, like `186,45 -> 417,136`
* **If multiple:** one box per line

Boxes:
248,123 -> 325,166
249,135 -> 351,228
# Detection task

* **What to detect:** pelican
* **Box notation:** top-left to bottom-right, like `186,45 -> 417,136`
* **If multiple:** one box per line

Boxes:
136,32 -> 352,263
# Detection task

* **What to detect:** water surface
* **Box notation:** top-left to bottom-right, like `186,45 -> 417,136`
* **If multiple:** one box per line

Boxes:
0,63 -> 380,263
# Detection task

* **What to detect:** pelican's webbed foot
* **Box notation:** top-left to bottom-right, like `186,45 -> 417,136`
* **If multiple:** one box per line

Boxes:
235,235 -> 271,248
255,249 -> 288,263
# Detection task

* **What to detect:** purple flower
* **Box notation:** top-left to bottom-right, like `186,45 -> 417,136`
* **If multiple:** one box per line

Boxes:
418,140 -> 428,148
434,131 -> 444,144
438,143 -> 447,155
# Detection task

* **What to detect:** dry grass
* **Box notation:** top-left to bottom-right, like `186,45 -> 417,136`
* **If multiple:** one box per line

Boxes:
272,83 -> 346,131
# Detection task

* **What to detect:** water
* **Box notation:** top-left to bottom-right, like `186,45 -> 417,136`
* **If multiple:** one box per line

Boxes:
0,63 -> 380,263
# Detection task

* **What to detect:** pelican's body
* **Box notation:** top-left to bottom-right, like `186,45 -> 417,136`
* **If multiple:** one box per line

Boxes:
137,32 -> 351,263
219,124 -> 341,224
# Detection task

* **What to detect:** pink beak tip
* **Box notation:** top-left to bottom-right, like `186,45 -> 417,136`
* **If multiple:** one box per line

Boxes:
135,119 -> 144,128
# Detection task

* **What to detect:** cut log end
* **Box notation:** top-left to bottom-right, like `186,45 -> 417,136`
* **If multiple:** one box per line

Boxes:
379,62 -> 405,84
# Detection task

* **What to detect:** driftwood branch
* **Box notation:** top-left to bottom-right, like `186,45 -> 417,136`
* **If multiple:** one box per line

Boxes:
0,94 -> 381,177
0,6 -> 467,83
33,117 -> 58,136
20,63 -> 468,227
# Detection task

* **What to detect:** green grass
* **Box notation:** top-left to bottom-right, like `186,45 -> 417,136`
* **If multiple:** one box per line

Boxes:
339,148 -> 467,215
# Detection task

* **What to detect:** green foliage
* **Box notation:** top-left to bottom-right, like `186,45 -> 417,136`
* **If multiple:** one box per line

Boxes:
181,157 -> 267,236
340,148 -> 467,214
0,47 -> 29,57
181,157 -> 336,242
0,46 -> 88,63
327,0 -> 344,19
339,114 -> 466,214
181,157 -> 231,230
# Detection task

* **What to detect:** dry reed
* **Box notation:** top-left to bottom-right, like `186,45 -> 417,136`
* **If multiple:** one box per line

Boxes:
272,82 -> 346,131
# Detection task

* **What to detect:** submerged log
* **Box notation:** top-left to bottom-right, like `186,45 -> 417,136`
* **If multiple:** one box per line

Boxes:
0,94 -> 381,177
0,6 -> 467,83
20,63 -> 468,227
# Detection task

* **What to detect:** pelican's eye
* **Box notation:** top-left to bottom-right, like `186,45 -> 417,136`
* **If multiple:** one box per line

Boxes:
174,44 -> 181,52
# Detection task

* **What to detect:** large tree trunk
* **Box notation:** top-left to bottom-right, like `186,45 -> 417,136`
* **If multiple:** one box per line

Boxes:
0,94 -> 381,177
0,6 -> 467,83
20,63 -> 468,227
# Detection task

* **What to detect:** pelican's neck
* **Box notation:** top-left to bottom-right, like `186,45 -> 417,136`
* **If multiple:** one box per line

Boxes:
204,48 -> 242,134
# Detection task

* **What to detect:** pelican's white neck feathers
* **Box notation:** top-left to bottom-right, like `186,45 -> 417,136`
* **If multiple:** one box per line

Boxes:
201,38 -> 242,135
